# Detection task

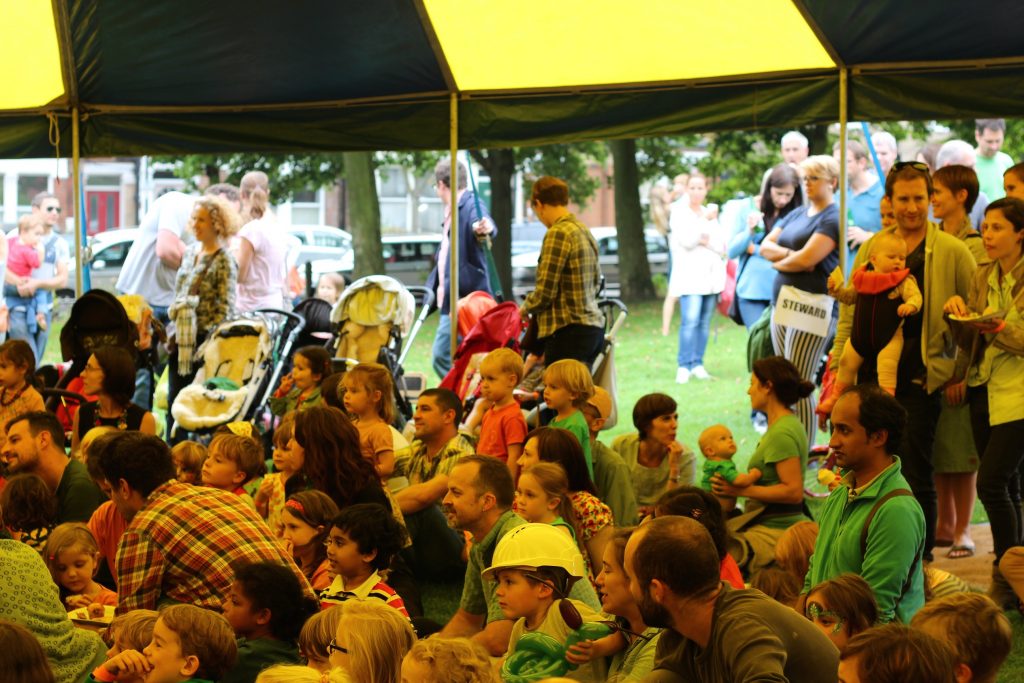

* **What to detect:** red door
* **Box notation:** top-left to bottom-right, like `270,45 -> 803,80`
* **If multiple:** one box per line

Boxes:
86,190 -> 120,235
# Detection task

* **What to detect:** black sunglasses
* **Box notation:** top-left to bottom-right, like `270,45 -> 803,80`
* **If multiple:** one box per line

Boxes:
326,638 -> 348,655
45,206 -> 61,213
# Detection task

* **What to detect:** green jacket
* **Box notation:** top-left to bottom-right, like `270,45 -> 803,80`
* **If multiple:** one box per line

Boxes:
803,457 -> 925,624
829,223 -> 975,393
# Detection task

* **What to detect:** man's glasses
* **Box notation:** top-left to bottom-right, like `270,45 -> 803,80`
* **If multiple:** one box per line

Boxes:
45,206 -> 61,213
326,638 -> 348,655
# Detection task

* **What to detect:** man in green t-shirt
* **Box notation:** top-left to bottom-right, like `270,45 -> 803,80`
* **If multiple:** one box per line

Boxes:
974,118 -> 1015,200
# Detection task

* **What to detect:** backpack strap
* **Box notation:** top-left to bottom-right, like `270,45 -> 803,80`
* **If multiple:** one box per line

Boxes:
859,488 -> 914,557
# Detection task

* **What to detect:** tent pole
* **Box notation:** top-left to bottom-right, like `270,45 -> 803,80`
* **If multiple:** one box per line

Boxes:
449,93 -> 459,363
72,107 -> 83,296
838,68 -> 848,275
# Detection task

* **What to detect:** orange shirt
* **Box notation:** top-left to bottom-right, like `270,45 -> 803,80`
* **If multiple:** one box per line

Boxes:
476,401 -> 528,463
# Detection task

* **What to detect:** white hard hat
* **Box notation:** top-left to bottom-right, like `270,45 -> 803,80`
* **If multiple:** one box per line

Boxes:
481,523 -> 586,586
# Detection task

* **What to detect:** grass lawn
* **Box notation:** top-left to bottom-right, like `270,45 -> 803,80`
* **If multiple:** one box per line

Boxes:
45,298 -> 1024,679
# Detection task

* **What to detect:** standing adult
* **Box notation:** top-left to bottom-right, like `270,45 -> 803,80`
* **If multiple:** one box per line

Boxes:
8,192 -> 69,362
760,155 -> 841,446
519,176 -> 604,368
781,130 -> 810,166
437,455 -> 600,656
835,140 -> 885,249
610,393 -> 697,517
166,195 -> 240,439
829,162 -> 975,562
729,164 -> 803,329
236,171 -> 293,312
394,388 -> 475,581
974,118 -> 1015,201
802,385 -> 925,624
2,411 -> 103,523
663,173 -> 725,383
71,346 -> 157,454
624,516 -> 839,682
712,357 -> 813,576
93,431 -> 310,613
930,164 -> 985,558
937,140 -> 990,229
872,131 -> 899,179
426,158 -> 496,378
944,197 -> 1024,594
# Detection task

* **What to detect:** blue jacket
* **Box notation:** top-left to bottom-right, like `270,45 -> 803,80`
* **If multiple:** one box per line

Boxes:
426,190 -> 495,314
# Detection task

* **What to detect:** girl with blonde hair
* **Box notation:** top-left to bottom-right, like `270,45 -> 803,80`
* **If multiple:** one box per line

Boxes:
330,600 -> 416,683
401,637 -> 494,683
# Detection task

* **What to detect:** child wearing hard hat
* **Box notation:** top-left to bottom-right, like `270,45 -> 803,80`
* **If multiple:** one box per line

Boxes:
483,523 -> 608,682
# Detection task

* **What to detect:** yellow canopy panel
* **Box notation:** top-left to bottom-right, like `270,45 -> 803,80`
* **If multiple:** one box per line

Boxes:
425,0 -> 835,92
0,2 -> 64,110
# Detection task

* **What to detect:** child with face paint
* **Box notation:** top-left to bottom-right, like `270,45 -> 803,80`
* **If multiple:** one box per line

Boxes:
803,573 -> 878,651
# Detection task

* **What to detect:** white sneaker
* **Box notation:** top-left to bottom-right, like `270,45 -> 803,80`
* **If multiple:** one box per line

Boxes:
691,365 -> 711,380
675,367 -> 690,384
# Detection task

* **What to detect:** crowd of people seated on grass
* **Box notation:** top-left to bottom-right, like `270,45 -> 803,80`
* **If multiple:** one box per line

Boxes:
3,140 -> 1024,682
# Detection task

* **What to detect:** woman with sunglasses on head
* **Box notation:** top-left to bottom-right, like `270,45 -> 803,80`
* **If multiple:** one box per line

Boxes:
759,155 -> 841,447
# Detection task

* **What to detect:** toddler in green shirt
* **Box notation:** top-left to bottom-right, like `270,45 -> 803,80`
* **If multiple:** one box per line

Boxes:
699,424 -> 761,513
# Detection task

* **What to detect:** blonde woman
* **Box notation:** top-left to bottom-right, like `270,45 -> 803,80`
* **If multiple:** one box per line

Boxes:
236,171 -> 292,312
166,195 -> 240,438
329,600 -> 416,683
760,155 -> 841,445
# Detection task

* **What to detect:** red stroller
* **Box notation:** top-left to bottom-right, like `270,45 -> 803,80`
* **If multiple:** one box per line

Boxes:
440,301 -> 526,401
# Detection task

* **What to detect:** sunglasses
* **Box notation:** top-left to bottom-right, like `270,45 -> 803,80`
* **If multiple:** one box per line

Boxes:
45,206 -> 61,213
888,161 -> 929,176
326,638 -> 348,655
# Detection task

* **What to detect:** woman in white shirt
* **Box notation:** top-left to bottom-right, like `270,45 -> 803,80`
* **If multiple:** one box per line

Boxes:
664,173 -> 726,383
236,171 -> 290,311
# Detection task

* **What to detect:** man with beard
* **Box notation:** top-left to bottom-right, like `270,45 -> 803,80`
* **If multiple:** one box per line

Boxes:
801,385 -> 925,624
395,388 -> 475,581
2,411 -> 102,523
437,455 -> 601,656
625,516 -> 838,682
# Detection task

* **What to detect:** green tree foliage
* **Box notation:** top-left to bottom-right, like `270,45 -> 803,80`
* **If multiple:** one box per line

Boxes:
159,153 -> 343,203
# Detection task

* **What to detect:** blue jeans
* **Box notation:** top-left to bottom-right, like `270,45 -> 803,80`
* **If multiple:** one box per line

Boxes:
7,296 -> 50,363
431,313 -> 453,379
676,294 -> 716,368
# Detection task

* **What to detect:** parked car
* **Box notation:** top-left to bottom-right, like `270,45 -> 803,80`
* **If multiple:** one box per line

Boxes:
511,220 -> 547,256
335,233 -> 442,287
511,226 -> 669,299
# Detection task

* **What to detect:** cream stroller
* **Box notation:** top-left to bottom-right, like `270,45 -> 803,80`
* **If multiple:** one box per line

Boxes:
170,310 -> 304,437
330,275 -> 431,420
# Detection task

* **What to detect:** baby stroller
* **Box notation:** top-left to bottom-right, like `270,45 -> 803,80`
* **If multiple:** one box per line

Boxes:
440,301 -> 526,402
170,309 -> 304,437
330,275 -> 431,420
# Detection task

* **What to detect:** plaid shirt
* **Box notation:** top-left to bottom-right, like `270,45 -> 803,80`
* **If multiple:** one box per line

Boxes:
115,480 -> 310,614
407,433 -> 477,485
522,213 -> 604,338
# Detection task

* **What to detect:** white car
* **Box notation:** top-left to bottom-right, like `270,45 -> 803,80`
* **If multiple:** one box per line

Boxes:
511,226 -> 669,299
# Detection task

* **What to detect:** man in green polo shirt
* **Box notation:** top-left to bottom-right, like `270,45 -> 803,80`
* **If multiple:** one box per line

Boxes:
436,454 -> 600,655
802,385 -> 925,623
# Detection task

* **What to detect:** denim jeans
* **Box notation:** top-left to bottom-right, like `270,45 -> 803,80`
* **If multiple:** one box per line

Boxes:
676,294 -> 716,368
7,296 -> 48,363
431,313 -> 453,379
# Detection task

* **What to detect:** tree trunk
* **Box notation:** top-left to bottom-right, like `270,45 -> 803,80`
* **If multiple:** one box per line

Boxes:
609,139 -> 655,301
471,148 -> 515,300
343,151 -> 385,278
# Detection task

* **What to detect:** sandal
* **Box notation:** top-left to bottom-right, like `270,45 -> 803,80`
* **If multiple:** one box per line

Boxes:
947,544 -> 975,559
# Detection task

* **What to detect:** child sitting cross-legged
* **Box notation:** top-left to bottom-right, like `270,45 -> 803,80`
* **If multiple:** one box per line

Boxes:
484,523 -> 607,683
201,432 -> 266,509
92,604 -> 238,683
697,424 -> 761,514
318,503 -> 410,619
219,561 -> 319,683
102,610 -> 159,683
463,347 -> 529,477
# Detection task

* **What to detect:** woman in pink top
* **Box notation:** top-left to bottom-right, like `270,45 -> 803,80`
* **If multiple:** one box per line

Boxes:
236,171 -> 291,311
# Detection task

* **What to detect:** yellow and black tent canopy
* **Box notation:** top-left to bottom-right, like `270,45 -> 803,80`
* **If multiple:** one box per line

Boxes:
2,0 -> 1024,156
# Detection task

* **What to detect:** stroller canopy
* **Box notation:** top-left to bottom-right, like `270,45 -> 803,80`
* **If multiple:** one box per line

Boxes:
331,276 -> 415,336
